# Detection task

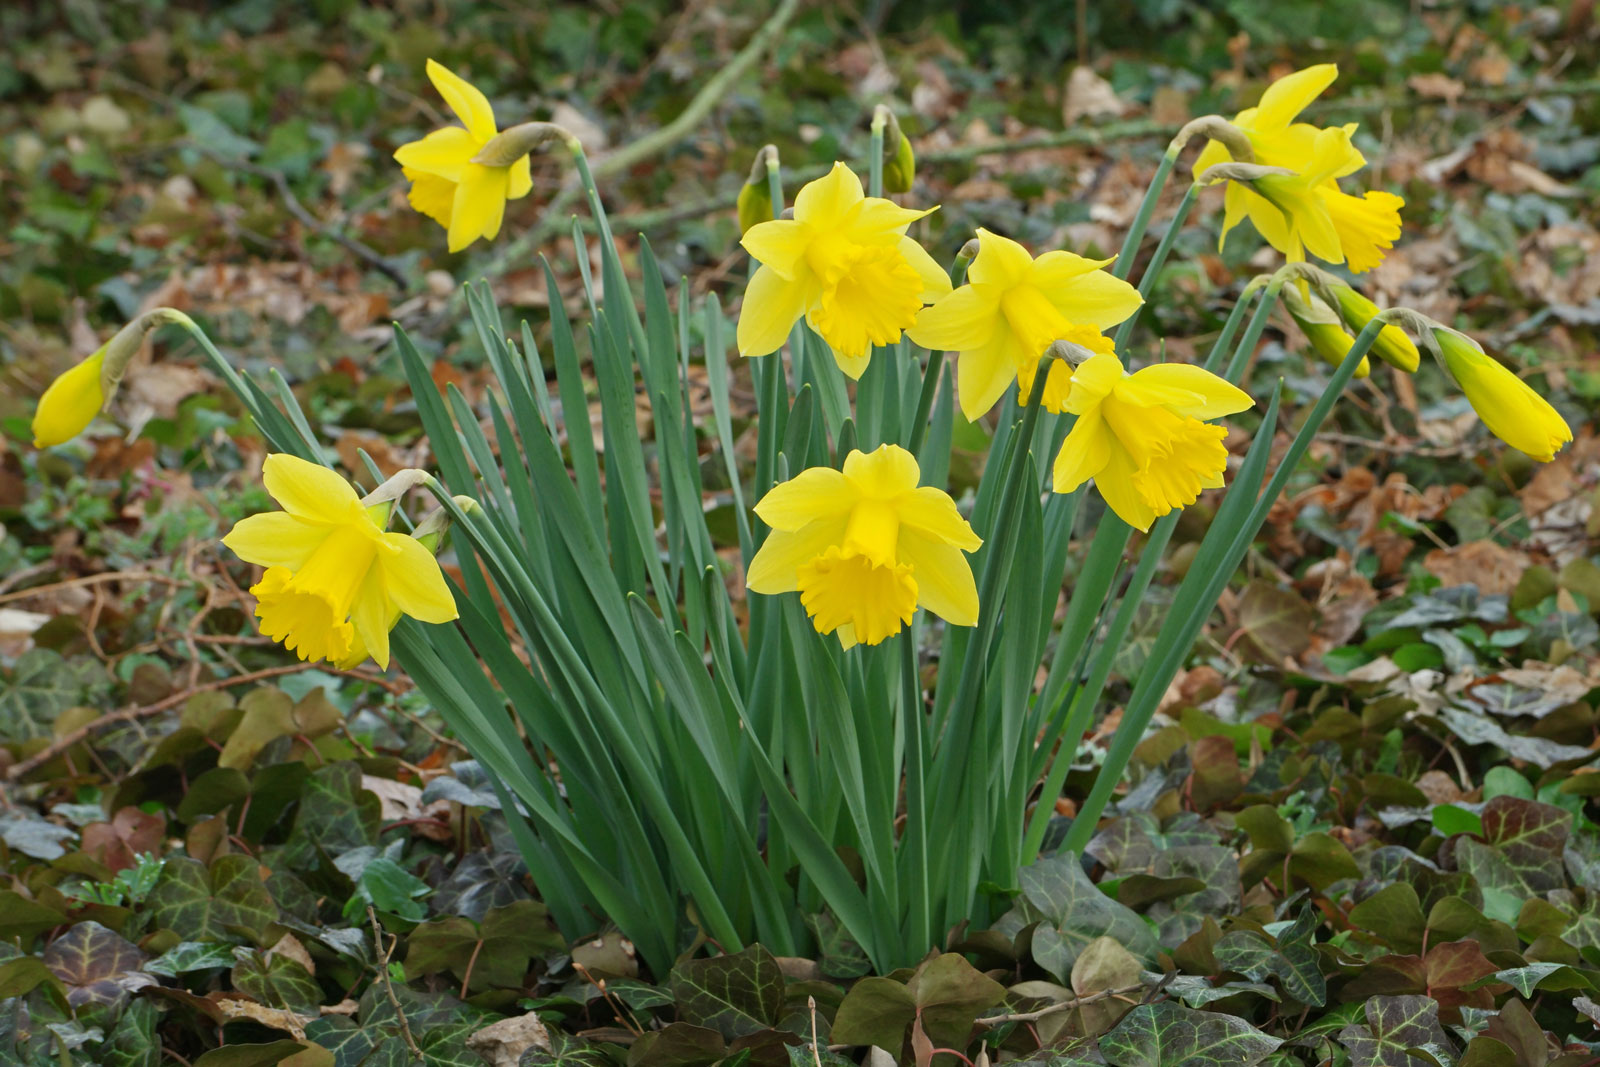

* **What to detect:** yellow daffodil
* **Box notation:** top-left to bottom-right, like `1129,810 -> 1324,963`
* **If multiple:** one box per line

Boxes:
223,455 -> 459,669
394,59 -> 533,252
1432,329 -> 1571,462
906,228 -> 1142,420
1327,282 -> 1420,372
1281,284 -> 1370,379
1051,353 -> 1253,532
1193,64 -> 1403,272
737,163 -> 951,378
32,346 -> 107,448
746,444 -> 981,647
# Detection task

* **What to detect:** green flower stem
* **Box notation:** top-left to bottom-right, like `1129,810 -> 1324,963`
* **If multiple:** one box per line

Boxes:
868,110 -> 886,198
1058,317 -> 1385,856
1226,275 -> 1286,382
1112,183 -> 1199,352
899,626 -> 931,953
1110,146 -> 1178,282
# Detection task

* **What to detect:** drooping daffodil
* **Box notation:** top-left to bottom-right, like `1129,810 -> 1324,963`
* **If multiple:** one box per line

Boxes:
223,455 -> 459,670
1432,329 -> 1571,462
907,228 -> 1142,420
32,346 -> 108,448
394,59 -> 534,252
746,444 -> 981,647
1193,64 -> 1404,273
1052,353 -> 1254,532
737,163 -> 950,379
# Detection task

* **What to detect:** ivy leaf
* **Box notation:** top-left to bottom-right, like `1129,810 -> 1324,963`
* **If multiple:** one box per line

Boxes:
191,1040 -> 321,1067
147,941 -> 238,977
281,761 -> 381,872
0,889 -> 68,940
147,854 -> 277,943
1099,1001 -> 1281,1067
1336,995 -> 1456,1067
233,950 -> 323,1013
831,976 -> 917,1051
41,920 -> 157,1010
1348,883 -> 1426,954
668,944 -> 785,1040
405,900 -> 560,993
907,952 -> 1007,1048
994,854 -> 1158,982
103,998 -> 161,1067
0,648 -> 112,742
1469,962 -> 1593,997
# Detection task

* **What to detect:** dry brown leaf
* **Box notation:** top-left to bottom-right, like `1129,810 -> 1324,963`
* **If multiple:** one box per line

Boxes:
268,933 -> 316,976
1408,72 -> 1466,106
217,997 -> 312,1039
1063,66 -> 1126,125
1423,540 -> 1531,596
465,1010 -> 555,1065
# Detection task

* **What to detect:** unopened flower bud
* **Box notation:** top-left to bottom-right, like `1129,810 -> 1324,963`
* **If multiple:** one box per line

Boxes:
32,307 -> 191,448
1431,328 -> 1570,462
1281,285 -> 1370,379
1327,283 -> 1420,373
736,144 -> 779,234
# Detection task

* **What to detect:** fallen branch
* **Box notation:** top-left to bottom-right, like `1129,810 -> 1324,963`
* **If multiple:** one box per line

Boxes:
978,982 -> 1150,1026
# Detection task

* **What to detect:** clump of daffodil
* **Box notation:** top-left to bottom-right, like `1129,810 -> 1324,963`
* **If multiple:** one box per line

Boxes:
1052,352 -> 1254,532
1325,280 -> 1420,372
1430,328 -> 1571,462
1281,284 -> 1370,379
1193,64 -> 1403,273
394,59 -> 535,252
32,308 -> 191,448
738,163 -> 950,379
746,444 -> 980,647
222,455 -> 459,670
907,228 -> 1142,420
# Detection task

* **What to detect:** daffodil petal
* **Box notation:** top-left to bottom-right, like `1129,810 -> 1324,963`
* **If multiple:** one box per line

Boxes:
403,168 -> 457,226
1191,137 -> 1231,178
742,219 -> 810,279
898,235 -> 953,301
737,264 -> 808,358
793,163 -> 863,227
896,487 -> 981,551
393,126 -> 478,181
1064,353 -> 1123,414
1093,442 -> 1160,532
842,443 -> 921,498
853,197 -> 936,238
898,529 -> 978,627
1122,364 -> 1254,419
966,228 -> 1034,287
1051,408 -> 1112,493
425,58 -> 498,143
1253,64 -> 1338,133
1028,249 -> 1116,290
507,155 -> 533,200
447,164 -> 508,252
378,533 -> 458,623
908,283 -> 1002,353
746,517 -> 849,593
1043,269 -> 1144,331
955,330 -> 1023,422
221,512 -> 331,571
262,454 -> 361,523
348,568 -> 393,670
754,466 -> 855,531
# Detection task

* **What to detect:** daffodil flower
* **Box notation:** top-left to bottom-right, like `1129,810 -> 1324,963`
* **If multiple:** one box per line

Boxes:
907,228 -> 1142,420
1193,64 -> 1403,272
32,346 -> 107,448
1052,353 -> 1254,532
746,444 -> 981,647
1432,329 -> 1571,462
737,163 -> 951,379
223,455 -> 459,669
394,59 -> 534,252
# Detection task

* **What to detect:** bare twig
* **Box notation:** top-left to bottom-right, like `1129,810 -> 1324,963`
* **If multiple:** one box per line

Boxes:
369,906 -> 424,1058
978,982 -> 1149,1027
0,570 -> 192,606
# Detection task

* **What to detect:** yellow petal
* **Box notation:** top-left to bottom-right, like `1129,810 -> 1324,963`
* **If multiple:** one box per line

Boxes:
1093,441 -> 1160,532
831,346 -> 874,381
262,454 -> 361,523
841,499 -> 901,567
32,347 -> 106,448
741,218 -> 810,279
403,168 -> 457,227
895,487 -> 982,551
852,197 -> 936,239
378,533 -> 459,623
507,155 -> 533,201
346,568 -> 394,671
898,529 -> 978,627
1120,364 -> 1254,419
1191,137 -> 1231,177
806,244 -> 924,363
1252,64 -> 1338,133
754,466 -> 855,531
746,517 -> 849,594
1052,409 -> 1112,494
737,264 -> 808,358
793,163 -> 864,228
447,164 -> 509,252
1028,249 -> 1117,291
954,330 -> 1022,421
797,546 -> 916,646
1321,187 -> 1403,274
222,512 -> 331,570
907,283 -> 1003,353
966,228 -> 1034,288
842,444 -> 921,499
1039,268 -> 1144,331
425,58 -> 498,143
1063,353 -> 1123,414
898,235 -> 953,301
392,126 -> 478,180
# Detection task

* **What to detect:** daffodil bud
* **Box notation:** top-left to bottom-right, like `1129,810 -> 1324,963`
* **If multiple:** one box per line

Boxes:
873,106 -> 915,194
1327,283 -> 1420,373
737,145 -> 778,235
1281,285 -> 1370,379
32,307 -> 190,448
1430,327 -> 1571,462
